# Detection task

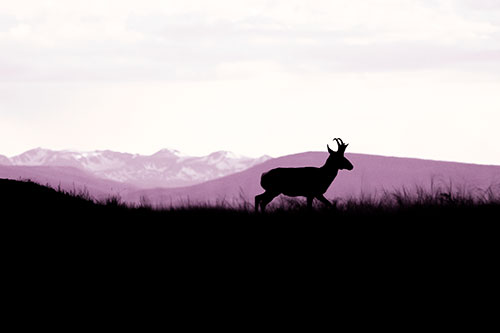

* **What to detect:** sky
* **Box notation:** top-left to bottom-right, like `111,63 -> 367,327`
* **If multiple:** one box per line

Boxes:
0,0 -> 499,164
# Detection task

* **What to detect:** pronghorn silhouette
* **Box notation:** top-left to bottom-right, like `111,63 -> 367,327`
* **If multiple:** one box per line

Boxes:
255,138 -> 353,212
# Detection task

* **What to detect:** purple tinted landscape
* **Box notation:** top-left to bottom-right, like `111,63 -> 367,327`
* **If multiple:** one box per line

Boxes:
1,148 -> 499,207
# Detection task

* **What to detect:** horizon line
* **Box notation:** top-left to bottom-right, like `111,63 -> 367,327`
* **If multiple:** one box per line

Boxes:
2,146 -> 499,167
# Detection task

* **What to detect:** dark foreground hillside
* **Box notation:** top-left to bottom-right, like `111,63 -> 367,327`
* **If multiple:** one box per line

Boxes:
3,177 -> 499,308
2,178 -> 499,242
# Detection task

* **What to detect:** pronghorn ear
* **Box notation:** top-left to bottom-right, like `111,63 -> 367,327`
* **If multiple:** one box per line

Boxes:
327,144 -> 334,154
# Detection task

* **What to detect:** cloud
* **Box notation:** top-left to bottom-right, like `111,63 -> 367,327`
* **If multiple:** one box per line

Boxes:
0,0 -> 498,82
455,0 -> 500,11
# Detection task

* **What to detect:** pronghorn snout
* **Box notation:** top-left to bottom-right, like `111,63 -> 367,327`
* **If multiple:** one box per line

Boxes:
344,164 -> 354,171
343,159 -> 354,171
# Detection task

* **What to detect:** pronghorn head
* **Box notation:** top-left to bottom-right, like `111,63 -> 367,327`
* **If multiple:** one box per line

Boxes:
326,138 -> 354,171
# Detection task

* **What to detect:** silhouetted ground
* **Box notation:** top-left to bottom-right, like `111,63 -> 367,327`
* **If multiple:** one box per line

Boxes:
3,178 -> 498,312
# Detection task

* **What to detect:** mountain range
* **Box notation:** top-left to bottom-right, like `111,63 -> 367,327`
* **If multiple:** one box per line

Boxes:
0,148 -> 270,188
1,148 -> 499,206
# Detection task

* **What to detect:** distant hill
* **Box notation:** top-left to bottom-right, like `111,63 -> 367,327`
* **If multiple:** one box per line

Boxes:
0,154 -> 10,165
124,152 -> 500,206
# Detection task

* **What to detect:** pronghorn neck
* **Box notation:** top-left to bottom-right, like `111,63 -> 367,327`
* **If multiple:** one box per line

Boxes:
321,157 -> 339,172
320,161 -> 339,180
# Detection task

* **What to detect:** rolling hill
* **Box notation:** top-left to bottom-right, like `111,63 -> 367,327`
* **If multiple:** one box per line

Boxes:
124,152 -> 500,206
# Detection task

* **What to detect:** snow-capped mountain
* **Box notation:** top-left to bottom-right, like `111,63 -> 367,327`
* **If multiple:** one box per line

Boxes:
2,148 -> 271,188
0,154 -> 10,165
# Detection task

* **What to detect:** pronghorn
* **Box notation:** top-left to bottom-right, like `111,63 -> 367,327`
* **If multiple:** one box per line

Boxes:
255,138 -> 353,212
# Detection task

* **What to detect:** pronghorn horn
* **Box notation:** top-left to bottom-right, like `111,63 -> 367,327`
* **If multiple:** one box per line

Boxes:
333,138 -> 341,148
334,138 -> 348,153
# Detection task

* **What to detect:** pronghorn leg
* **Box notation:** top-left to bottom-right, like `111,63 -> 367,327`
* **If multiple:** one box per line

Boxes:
316,195 -> 333,208
255,191 -> 278,212
255,193 -> 264,212
307,196 -> 314,211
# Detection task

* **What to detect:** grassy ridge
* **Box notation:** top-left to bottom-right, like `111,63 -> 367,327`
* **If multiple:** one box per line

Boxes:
2,178 -> 499,223
3,178 -> 498,287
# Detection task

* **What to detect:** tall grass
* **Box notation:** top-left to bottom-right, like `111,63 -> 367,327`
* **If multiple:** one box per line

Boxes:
4,178 -> 500,222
